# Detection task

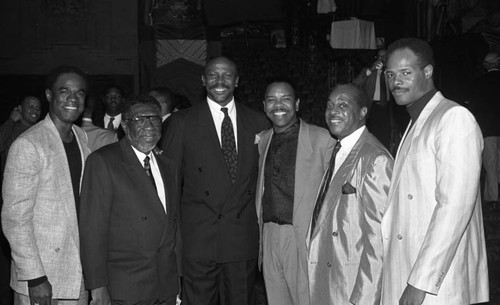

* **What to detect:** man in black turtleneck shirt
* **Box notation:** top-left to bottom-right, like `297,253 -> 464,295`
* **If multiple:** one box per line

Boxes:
381,38 -> 488,305
255,80 -> 334,305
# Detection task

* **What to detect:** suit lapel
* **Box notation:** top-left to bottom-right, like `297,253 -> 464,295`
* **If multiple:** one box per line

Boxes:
196,103 -> 233,185
310,130 -> 367,240
293,120 -> 313,215
256,129 -> 273,216
120,139 -> 167,217
387,93 -> 442,204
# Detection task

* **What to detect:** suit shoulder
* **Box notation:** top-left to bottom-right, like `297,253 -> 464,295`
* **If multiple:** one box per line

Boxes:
89,141 -> 121,159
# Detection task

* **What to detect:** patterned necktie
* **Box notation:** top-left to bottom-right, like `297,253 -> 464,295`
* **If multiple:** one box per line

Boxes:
310,141 -> 342,237
107,117 -> 115,131
143,155 -> 157,190
221,107 -> 238,183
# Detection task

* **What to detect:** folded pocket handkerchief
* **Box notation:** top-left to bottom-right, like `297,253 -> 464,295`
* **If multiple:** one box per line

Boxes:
342,182 -> 356,195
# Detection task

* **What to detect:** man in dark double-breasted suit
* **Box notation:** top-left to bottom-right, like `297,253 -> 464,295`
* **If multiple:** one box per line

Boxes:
80,95 -> 180,305
162,56 -> 270,305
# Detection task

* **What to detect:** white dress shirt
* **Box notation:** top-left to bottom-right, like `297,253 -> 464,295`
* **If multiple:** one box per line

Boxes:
131,146 -> 166,212
333,125 -> 366,175
207,97 -> 238,151
104,113 -> 122,130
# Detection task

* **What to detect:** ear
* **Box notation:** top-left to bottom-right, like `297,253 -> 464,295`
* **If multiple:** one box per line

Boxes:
45,89 -> 52,103
296,98 -> 300,112
360,106 -> 368,121
424,64 -> 433,79
235,75 -> 239,88
201,75 -> 206,87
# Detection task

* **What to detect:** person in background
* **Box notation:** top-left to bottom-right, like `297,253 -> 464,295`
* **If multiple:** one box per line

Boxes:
470,50 -> 500,208
381,37 -> 489,305
93,85 -> 125,139
2,65 -> 90,305
148,86 -> 177,147
353,48 -> 398,153
80,96 -> 117,152
307,83 -> 392,305
255,79 -> 334,305
0,95 -> 41,305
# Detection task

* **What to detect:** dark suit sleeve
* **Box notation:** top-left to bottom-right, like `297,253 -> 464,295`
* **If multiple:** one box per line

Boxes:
162,113 -> 184,167
79,152 -> 113,290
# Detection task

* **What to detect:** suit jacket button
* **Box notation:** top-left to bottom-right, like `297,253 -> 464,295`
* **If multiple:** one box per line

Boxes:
55,248 -> 60,252
218,214 -> 222,219
142,216 -> 148,221
327,262 -> 332,267
407,194 -> 413,200
204,190 -> 210,196
332,231 -> 338,237
236,213 -> 240,219
397,234 -> 403,240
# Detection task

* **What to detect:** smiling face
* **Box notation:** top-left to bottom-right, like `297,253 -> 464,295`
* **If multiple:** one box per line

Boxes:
385,48 -> 433,107
20,96 -> 41,126
202,57 -> 239,107
263,82 -> 299,133
122,103 -> 162,154
325,85 -> 367,140
46,72 -> 86,128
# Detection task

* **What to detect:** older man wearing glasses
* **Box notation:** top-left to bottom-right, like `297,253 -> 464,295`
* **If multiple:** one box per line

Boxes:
79,95 -> 181,305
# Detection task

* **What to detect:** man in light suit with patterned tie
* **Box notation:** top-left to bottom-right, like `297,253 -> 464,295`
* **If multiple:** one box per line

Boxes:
307,83 -> 393,305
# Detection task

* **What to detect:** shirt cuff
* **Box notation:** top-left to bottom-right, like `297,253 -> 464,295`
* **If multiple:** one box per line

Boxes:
28,276 -> 48,288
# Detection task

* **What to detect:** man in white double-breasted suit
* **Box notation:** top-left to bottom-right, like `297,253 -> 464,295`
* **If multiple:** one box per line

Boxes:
2,66 -> 90,305
307,83 -> 393,305
255,80 -> 334,305
382,37 -> 489,305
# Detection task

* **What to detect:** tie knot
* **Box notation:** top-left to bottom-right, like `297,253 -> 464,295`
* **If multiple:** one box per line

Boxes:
143,155 -> 150,168
221,107 -> 229,117
334,141 -> 341,151
109,117 -> 115,122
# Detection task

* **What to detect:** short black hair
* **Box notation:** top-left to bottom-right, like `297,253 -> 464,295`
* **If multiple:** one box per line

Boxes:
122,95 -> 161,119
102,84 -> 123,97
387,37 -> 435,69
149,86 -> 176,107
331,83 -> 370,110
264,77 -> 298,99
45,66 -> 87,91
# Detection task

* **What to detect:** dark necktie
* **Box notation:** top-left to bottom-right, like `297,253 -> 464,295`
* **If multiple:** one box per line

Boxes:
107,117 -> 115,131
143,155 -> 157,190
221,107 -> 238,183
310,141 -> 342,237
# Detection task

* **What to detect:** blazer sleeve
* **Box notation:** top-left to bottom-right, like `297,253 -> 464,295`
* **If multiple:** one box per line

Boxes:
1,137 -> 46,280
79,152 -> 114,290
350,152 -> 393,305
407,107 -> 483,294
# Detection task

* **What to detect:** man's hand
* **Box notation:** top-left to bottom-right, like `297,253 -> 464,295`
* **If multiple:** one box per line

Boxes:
399,284 -> 426,305
10,106 -> 22,122
90,287 -> 111,305
28,280 -> 52,305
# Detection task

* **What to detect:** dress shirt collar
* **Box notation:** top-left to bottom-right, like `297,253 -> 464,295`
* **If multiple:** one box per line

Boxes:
131,145 -> 155,165
162,113 -> 171,122
104,113 -> 122,127
207,97 -> 236,117
338,125 -> 365,152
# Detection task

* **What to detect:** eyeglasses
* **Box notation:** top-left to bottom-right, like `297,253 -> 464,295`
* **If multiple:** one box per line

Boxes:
126,115 -> 162,125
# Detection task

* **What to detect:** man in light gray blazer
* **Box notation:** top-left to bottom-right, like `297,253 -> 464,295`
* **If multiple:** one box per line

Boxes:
255,80 -> 334,305
2,66 -> 91,305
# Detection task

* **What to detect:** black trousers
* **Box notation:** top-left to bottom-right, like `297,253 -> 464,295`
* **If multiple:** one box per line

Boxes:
182,258 -> 257,305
